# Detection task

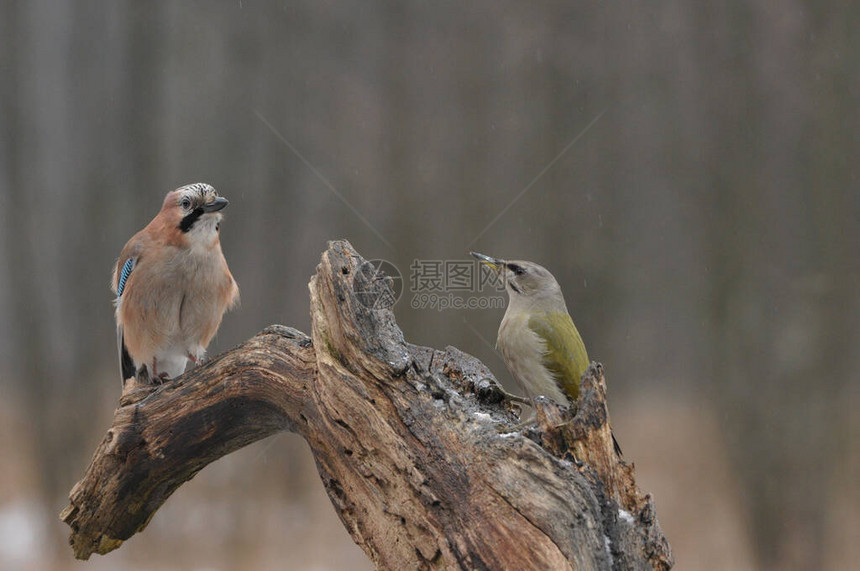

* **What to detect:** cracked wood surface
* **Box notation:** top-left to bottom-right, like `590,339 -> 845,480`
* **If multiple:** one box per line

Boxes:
61,240 -> 673,569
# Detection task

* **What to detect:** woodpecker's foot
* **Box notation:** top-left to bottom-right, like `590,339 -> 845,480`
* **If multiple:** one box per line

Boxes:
495,422 -> 528,434
495,416 -> 538,434
500,390 -> 531,406
152,372 -> 170,385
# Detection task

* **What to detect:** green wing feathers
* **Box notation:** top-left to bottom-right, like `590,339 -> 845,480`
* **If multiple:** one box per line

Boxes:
528,312 -> 589,402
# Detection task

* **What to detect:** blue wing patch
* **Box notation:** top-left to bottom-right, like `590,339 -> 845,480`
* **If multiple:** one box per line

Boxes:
117,258 -> 136,298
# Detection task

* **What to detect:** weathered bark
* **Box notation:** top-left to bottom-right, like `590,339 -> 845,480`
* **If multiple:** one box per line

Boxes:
61,240 -> 673,569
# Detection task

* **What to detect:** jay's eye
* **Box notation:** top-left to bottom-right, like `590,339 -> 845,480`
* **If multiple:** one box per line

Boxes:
180,197 -> 192,210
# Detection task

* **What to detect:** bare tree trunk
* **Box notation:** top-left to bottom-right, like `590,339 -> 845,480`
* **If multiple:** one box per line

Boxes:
61,240 -> 673,570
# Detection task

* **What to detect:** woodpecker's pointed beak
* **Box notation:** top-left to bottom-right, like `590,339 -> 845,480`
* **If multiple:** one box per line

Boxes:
201,197 -> 229,213
470,252 -> 505,272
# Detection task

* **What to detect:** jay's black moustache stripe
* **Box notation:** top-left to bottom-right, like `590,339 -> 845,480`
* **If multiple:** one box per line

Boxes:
179,207 -> 204,232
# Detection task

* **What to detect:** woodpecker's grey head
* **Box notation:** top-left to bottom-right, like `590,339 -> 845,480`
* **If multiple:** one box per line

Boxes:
471,252 -> 566,309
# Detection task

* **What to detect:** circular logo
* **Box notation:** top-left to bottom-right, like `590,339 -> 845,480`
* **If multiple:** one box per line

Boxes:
353,259 -> 403,309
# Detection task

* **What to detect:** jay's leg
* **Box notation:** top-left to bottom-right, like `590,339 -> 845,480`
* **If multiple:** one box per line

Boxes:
151,357 -> 169,384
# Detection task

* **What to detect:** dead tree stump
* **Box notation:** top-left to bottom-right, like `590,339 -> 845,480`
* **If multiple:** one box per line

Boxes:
61,240 -> 673,570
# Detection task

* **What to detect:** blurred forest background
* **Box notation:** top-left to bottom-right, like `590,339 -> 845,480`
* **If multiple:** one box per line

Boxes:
1,1 -> 858,570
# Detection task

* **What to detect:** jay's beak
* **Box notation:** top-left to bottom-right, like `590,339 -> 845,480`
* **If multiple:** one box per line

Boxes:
201,197 -> 229,213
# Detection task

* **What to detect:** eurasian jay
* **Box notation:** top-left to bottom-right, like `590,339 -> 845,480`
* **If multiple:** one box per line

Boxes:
112,183 -> 239,385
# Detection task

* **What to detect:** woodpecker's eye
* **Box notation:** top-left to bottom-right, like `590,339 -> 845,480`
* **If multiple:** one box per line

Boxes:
180,197 -> 192,210
508,264 -> 526,276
